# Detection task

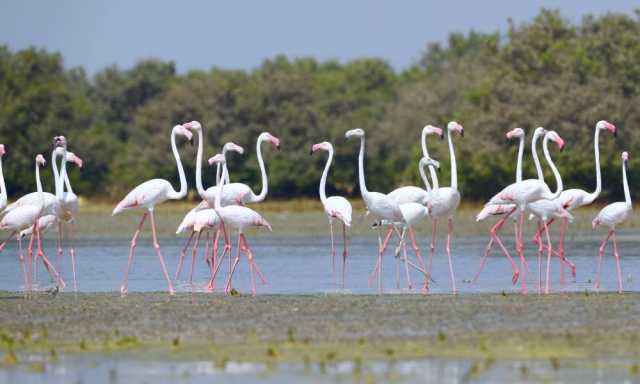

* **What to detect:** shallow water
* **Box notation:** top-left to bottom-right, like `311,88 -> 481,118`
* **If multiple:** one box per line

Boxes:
0,230 -> 638,294
1,353 -> 638,384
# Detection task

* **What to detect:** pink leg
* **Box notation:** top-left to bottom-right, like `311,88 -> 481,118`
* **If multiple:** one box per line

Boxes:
401,228 -> 413,290
36,221 -> 65,289
408,228 -> 427,289
209,226 -> 231,289
188,231 -> 202,285
149,210 -> 174,295
120,213 -> 147,294
427,220 -> 438,290
594,230 -> 612,290
342,223 -> 348,288
446,218 -> 456,294
543,218 -> 553,294
17,236 -> 27,289
612,232 -> 623,293
536,221 -> 543,294
27,228 -> 35,291
329,220 -> 336,280
175,231 -> 195,280
56,222 -> 63,269
203,233 -> 211,280
225,233 -> 242,293
369,227 -> 393,289
472,209 -> 514,284
239,234 -> 257,295
69,222 -> 78,292
0,231 -> 16,252
208,229 -> 220,289
517,211 -> 528,294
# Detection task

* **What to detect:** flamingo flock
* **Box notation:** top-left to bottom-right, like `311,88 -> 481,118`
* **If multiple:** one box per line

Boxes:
0,120 -> 633,296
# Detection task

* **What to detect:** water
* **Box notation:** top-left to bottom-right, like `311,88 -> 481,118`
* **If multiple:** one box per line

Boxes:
0,231 -> 637,294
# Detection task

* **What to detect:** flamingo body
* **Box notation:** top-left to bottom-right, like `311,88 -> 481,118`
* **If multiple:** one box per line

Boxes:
113,179 -> 176,215
324,196 -> 352,226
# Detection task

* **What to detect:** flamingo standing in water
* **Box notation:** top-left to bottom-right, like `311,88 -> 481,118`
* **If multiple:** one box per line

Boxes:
592,151 -> 632,293
113,124 -> 193,295
345,128 -> 403,292
424,121 -> 464,293
311,141 -> 352,287
208,153 -> 272,295
0,145 -> 7,211
485,130 -> 565,293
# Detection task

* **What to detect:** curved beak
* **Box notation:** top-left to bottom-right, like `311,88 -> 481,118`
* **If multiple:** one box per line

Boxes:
460,129 -> 464,138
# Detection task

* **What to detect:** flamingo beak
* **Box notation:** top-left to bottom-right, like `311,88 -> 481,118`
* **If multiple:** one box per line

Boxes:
73,155 -> 83,168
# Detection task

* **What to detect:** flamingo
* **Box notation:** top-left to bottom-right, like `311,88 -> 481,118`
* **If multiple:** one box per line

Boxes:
486,129 -> 565,293
310,141 -> 353,287
592,151 -> 632,293
531,120 -> 617,282
1,150 -> 65,291
424,121 -> 464,293
208,153 -> 272,295
0,145 -> 7,211
113,124 -> 193,295
473,127 -> 525,284
174,141 -> 244,283
345,128 -> 403,292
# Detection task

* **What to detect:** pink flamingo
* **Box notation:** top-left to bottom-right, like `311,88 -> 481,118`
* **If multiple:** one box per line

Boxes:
473,127 -> 525,284
311,141 -> 352,287
113,124 -> 193,295
208,153 -> 272,295
531,120 -> 616,282
592,151 -> 632,293
424,121 -> 464,293
1,151 -> 64,291
0,145 -> 6,212
345,128 -> 404,292
174,141 -> 244,283
485,130 -> 565,293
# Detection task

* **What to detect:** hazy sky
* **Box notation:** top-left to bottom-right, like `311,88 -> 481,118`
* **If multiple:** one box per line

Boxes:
1,0 -> 637,75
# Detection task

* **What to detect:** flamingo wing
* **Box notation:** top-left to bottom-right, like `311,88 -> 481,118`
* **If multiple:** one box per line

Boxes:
593,202 -> 630,228
112,179 -> 171,215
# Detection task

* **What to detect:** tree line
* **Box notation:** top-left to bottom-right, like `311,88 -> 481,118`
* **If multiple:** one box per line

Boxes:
0,9 -> 639,202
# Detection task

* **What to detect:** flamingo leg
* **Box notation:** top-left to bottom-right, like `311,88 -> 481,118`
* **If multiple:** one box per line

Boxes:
341,222 -> 348,289
612,231 -> 623,293
27,228 -> 35,290
69,222 -> 78,292
427,219 -> 438,290
188,231 -> 202,285
56,221 -> 63,269
445,218 -> 457,294
369,227 -> 392,290
203,232 -> 211,284
537,221 -> 543,294
329,219 -> 336,282
594,230 -> 613,290
36,220 -> 65,289
225,232 -> 242,293
517,211 -> 528,294
149,210 -> 174,295
407,228 -> 427,289
472,209 -> 515,284
175,231 -> 195,281
17,236 -> 27,289
121,213 -> 146,294
543,217 -> 552,294
400,228 -> 412,290
207,229 -> 220,290
239,234 -> 258,295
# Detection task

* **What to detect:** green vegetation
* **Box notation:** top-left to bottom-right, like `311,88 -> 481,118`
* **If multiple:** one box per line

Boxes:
1,9 -> 639,202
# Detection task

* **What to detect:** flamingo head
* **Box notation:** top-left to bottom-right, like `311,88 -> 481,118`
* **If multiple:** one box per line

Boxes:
419,156 -> 440,170
53,136 -> 67,149
505,127 -> 525,140
258,132 -> 280,150
0,144 -> 5,157
447,121 -> 464,137
547,130 -> 565,150
182,121 -> 202,131
35,154 -> 46,167
622,151 -> 629,163
533,126 -> 547,139
223,142 -> 244,155
596,120 -> 617,137
173,124 -> 193,141
345,128 -> 365,141
208,153 -> 226,166
422,125 -> 444,141
310,141 -> 332,155
67,152 -> 83,168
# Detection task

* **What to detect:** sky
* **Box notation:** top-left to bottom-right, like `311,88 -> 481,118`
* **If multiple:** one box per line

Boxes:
0,0 -> 638,75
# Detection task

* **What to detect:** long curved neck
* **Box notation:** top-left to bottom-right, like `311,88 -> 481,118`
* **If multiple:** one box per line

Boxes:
168,131 -> 188,200
585,128 -> 602,204
422,130 -> 439,189
249,136 -> 269,203
215,163 -> 225,210
56,149 -> 67,200
318,148 -> 333,205
532,132 -> 543,181
35,160 -> 44,210
64,173 -> 74,194
419,160 -> 432,191
516,135 -> 524,183
623,159 -> 631,208
51,150 -> 61,197
0,157 -> 6,207
356,136 -> 369,198
194,128 -> 206,197
447,128 -> 458,190
542,136 -> 563,199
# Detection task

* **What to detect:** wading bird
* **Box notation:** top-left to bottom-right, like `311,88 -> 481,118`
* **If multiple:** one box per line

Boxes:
113,124 -> 193,295
592,151 -> 632,293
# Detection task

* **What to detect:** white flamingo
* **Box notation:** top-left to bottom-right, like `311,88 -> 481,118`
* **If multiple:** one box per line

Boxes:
592,151 -> 632,293
1,151 -> 64,291
424,121 -> 464,293
486,129 -> 565,294
208,153 -> 272,295
113,124 -> 193,295
345,128 -> 403,292
311,141 -> 353,287
0,145 -> 7,211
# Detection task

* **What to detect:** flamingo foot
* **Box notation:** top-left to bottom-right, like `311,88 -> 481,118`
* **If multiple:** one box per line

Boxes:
512,269 -> 520,285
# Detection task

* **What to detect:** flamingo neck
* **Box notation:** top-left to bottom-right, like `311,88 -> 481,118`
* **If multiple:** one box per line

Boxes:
215,162 -> 226,210
419,159 -> 432,192
422,130 -> 439,189
249,136 -> 269,203
516,135 -> 524,183
51,149 -> 61,198
585,127 -> 602,204
194,127 -> 206,197
623,158 -> 631,209
0,157 -> 6,207
64,172 -> 74,194
532,131 -> 544,181
356,136 -> 369,198
168,130 -> 188,200
318,147 -> 333,206
447,128 -> 457,190
35,160 -> 44,211
542,135 -> 563,199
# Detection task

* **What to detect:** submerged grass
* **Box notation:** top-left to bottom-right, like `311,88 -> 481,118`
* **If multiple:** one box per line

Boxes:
0,292 -> 639,365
